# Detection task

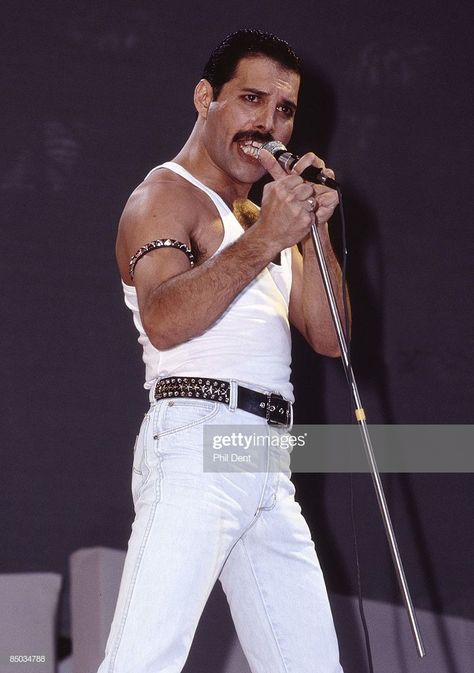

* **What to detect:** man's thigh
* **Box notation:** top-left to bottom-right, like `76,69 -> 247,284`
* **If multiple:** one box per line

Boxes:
219,470 -> 343,673
98,400 -> 274,673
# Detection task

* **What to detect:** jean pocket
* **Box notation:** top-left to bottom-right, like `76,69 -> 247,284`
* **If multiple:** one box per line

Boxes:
156,399 -> 220,439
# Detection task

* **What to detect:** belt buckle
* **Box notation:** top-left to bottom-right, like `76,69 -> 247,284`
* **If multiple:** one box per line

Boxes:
265,392 -> 291,428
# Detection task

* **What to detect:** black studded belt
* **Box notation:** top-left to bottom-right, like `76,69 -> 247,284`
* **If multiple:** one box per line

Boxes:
154,377 -> 292,428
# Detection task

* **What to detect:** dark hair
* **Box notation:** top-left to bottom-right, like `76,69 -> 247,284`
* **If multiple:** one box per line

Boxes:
202,29 -> 301,99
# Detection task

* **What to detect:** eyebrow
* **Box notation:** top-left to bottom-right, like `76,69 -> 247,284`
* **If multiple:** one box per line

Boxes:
240,88 -> 297,112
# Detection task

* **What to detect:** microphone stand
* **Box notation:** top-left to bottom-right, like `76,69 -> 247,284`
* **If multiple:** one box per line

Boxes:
310,219 -> 426,658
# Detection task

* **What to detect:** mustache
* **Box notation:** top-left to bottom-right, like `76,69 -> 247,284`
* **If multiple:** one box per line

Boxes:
233,131 -> 274,144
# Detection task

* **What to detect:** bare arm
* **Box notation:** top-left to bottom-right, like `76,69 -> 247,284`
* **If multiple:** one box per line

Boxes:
289,228 -> 350,357
117,170 -> 317,350
259,149 -> 351,357
136,224 -> 281,349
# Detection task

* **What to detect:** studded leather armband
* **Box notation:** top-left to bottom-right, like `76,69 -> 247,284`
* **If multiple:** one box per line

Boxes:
129,239 -> 195,280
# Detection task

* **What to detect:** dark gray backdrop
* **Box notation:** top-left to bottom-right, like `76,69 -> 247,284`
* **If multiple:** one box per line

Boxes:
2,0 -> 472,652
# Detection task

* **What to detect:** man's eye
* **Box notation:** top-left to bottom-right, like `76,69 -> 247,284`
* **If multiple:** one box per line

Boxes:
278,105 -> 294,118
244,94 -> 258,102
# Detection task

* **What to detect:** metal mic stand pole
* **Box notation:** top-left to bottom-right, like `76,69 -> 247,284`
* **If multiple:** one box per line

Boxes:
310,220 -> 426,658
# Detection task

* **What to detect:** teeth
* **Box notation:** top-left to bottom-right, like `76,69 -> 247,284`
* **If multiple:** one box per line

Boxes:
239,141 -> 263,157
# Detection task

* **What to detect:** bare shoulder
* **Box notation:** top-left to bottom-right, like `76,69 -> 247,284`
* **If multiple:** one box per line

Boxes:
116,167 -> 214,283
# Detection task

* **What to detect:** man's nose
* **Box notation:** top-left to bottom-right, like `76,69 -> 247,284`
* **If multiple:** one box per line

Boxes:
253,105 -> 275,134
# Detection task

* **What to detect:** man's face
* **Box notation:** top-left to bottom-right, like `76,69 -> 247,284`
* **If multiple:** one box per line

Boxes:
200,55 -> 300,186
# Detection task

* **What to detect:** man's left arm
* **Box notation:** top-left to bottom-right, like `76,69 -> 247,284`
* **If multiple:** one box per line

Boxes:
289,224 -> 349,357
288,153 -> 350,356
259,148 -> 351,357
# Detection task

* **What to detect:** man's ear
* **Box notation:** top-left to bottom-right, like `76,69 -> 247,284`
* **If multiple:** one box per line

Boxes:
194,79 -> 214,118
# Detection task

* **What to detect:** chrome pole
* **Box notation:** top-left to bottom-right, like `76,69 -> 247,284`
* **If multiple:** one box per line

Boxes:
310,221 -> 426,658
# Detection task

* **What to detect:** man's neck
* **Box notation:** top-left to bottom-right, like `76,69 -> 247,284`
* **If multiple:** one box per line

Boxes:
173,132 -> 252,208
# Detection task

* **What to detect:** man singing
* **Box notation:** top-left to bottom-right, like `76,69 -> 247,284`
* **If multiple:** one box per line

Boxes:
99,29 -> 346,673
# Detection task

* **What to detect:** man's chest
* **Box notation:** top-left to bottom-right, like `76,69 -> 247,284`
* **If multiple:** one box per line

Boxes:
191,199 -> 260,266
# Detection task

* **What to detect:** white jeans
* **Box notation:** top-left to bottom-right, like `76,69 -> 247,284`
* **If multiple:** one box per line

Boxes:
97,397 -> 343,673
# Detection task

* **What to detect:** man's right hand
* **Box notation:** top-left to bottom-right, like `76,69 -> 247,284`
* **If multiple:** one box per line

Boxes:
256,148 -> 316,250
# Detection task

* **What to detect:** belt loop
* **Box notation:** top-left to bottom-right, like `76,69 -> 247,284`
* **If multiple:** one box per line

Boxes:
228,379 -> 238,411
149,379 -> 158,405
288,403 -> 294,432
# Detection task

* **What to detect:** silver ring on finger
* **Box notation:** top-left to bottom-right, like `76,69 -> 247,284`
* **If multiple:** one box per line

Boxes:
307,197 -> 316,211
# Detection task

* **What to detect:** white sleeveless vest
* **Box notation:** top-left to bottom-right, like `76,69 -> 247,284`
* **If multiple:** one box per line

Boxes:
122,162 -> 294,402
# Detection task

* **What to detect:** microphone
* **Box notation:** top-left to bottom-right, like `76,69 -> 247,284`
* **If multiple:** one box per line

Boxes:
260,141 -> 339,190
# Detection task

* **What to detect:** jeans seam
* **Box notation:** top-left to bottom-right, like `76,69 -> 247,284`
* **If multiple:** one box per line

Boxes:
241,537 -> 291,673
255,439 -> 277,512
108,446 -> 163,671
259,463 -> 281,511
219,501 -> 265,577
133,414 -> 152,503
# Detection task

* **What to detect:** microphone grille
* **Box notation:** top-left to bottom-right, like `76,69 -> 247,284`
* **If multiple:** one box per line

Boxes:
259,140 -> 286,156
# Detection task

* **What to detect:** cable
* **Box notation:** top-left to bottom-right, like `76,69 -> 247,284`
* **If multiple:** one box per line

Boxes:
337,186 -> 351,365
337,190 -> 375,672
350,474 -> 375,673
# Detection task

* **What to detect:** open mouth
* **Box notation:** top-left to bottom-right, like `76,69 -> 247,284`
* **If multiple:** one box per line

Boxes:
238,139 -> 264,161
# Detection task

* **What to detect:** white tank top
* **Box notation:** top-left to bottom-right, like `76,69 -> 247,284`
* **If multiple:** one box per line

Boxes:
122,162 -> 294,402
